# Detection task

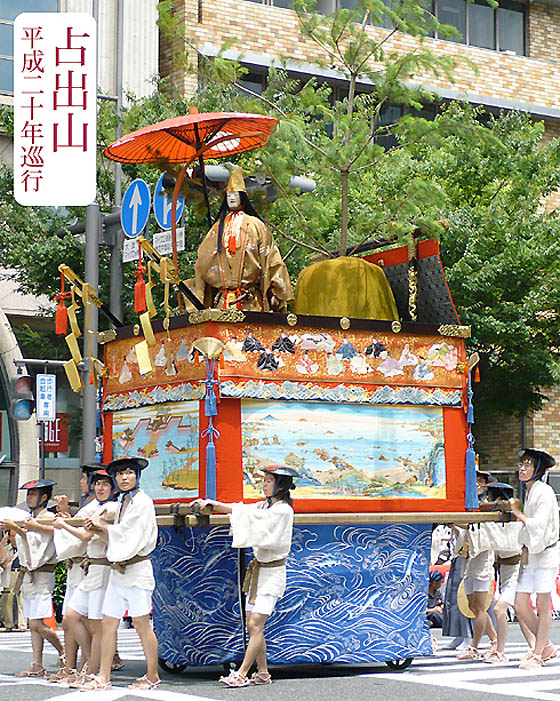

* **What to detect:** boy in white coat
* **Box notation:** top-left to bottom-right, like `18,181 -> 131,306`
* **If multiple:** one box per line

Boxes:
79,457 -> 158,691
510,448 -> 559,669
194,464 -> 297,687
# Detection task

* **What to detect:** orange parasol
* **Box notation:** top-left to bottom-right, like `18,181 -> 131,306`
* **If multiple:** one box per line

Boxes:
105,109 -> 278,297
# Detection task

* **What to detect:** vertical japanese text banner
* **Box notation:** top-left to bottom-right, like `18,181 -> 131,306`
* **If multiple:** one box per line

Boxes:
14,13 -> 97,206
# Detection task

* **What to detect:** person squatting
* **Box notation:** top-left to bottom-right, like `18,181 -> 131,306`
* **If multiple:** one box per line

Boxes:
0,459 -> 298,690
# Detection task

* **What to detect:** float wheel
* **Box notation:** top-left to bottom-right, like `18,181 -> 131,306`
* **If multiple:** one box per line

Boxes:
385,657 -> 413,671
158,658 -> 187,673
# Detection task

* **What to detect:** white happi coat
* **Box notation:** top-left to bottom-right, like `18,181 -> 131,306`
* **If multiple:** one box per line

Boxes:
468,521 -> 523,559
518,479 -> 560,570
106,490 -> 157,590
230,500 -> 294,599
53,501 -> 96,590
15,510 -> 56,597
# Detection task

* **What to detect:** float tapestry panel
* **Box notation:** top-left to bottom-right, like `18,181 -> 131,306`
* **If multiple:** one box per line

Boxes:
111,401 -> 199,500
103,321 -> 463,411
153,523 -> 433,667
242,400 -> 446,500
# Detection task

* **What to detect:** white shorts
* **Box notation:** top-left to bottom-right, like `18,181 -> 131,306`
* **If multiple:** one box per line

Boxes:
62,585 -> 77,616
69,587 -> 107,620
517,567 -> 558,595
102,581 -> 152,620
246,594 -> 278,616
497,563 -> 520,606
463,577 -> 490,595
23,593 -> 53,621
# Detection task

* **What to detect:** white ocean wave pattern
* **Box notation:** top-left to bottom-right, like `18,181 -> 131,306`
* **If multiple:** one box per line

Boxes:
220,380 -> 462,406
104,383 -> 204,411
153,523 -> 433,667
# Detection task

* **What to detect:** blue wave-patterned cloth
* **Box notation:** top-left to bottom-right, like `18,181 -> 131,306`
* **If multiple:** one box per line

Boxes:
153,523 -> 433,666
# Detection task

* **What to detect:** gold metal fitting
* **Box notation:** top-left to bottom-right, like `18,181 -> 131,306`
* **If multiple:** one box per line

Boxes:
340,317 -> 350,330
391,320 -> 402,333
286,313 -> 298,327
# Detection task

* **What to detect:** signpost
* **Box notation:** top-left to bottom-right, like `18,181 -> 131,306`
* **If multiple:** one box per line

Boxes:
36,373 -> 56,480
121,178 -> 151,238
153,173 -> 184,229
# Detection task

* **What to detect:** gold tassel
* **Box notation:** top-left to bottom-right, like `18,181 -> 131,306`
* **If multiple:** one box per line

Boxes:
64,359 -> 84,392
146,261 -> 157,318
65,333 -> 83,364
67,289 -> 81,338
140,311 -> 156,346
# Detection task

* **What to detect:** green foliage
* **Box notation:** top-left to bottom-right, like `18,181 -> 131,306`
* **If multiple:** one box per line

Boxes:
403,104 -> 560,424
53,562 -> 67,623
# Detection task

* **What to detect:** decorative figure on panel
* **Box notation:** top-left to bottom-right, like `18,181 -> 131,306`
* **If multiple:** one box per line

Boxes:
192,167 -> 294,311
413,356 -> 434,381
296,351 -> 319,375
336,336 -> 357,361
242,331 -> 264,353
223,335 -> 246,362
272,331 -> 296,354
257,347 -> 282,372
326,350 -> 344,376
365,337 -> 387,358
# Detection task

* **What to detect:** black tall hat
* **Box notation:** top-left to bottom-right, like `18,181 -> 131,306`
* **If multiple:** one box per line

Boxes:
476,470 -> 493,484
518,449 -> 555,470
81,463 -> 100,475
106,457 -> 149,474
20,479 -> 56,490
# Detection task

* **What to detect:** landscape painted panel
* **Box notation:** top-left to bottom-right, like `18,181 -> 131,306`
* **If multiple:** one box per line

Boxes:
111,401 -> 199,500
242,400 -> 446,500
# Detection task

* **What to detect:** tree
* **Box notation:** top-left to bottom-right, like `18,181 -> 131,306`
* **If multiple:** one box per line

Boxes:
402,104 -> 560,425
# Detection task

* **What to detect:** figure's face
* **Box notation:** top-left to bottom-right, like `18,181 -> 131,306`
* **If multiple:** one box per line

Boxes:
94,478 -> 112,502
226,191 -> 242,210
476,475 -> 486,494
518,457 -> 536,482
26,488 -> 42,510
115,468 -> 137,491
263,473 -> 276,498
79,472 -> 89,495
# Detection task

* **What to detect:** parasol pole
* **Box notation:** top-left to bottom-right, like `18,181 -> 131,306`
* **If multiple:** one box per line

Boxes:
193,121 -> 213,230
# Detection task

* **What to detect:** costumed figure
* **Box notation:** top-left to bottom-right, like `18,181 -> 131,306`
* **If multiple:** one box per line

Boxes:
365,337 -> 387,359
118,358 -> 132,385
326,350 -> 344,376
242,331 -> 265,353
1,479 -> 65,677
336,336 -> 356,361
426,570 -> 444,628
349,352 -> 372,375
0,530 -> 25,632
193,465 -> 298,687
413,356 -> 434,381
377,352 -> 404,378
454,521 -> 498,662
192,167 -> 294,311
223,335 -> 246,362
296,350 -> 319,375
271,331 -> 295,354
257,347 -> 280,372
175,336 -> 190,362
53,470 -> 120,684
79,457 -> 159,691
399,343 -> 418,368
479,482 -> 523,664
509,449 -> 559,669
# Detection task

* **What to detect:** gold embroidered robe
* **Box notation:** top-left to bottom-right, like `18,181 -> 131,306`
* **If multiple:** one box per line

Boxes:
193,211 -> 293,312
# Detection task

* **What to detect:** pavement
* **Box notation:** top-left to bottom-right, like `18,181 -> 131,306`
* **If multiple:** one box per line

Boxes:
1,623 -> 560,699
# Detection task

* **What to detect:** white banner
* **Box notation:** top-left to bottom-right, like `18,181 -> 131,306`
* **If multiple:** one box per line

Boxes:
14,13 -> 97,206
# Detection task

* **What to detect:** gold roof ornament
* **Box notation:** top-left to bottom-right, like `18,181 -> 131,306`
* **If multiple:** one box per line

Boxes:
192,337 -> 225,359
226,167 -> 247,193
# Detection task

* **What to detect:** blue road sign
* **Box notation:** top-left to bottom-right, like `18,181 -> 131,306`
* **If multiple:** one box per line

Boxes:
153,173 -> 184,230
121,179 -> 151,239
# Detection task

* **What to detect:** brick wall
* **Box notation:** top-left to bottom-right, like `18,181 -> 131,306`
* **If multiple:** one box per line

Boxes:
475,413 -> 524,473
529,2 -> 560,65
530,385 -> 560,464
162,0 -> 560,111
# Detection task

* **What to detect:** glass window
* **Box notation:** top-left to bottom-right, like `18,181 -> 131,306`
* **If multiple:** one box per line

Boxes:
239,72 -> 265,95
438,0 -> 466,43
469,1 -> 494,50
0,0 -> 57,22
0,56 -> 12,91
0,21 -> 12,55
273,0 -> 294,7
498,6 -> 524,54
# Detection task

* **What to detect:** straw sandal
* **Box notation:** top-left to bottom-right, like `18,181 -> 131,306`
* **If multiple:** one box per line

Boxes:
250,671 -> 272,685
456,646 -> 480,661
483,650 -> 508,664
219,670 -> 250,687
15,663 -> 45,677
77,675 -> 112,691
542,643 -> 558,661
128,675 -> 161,690
519,653 -> 544,670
